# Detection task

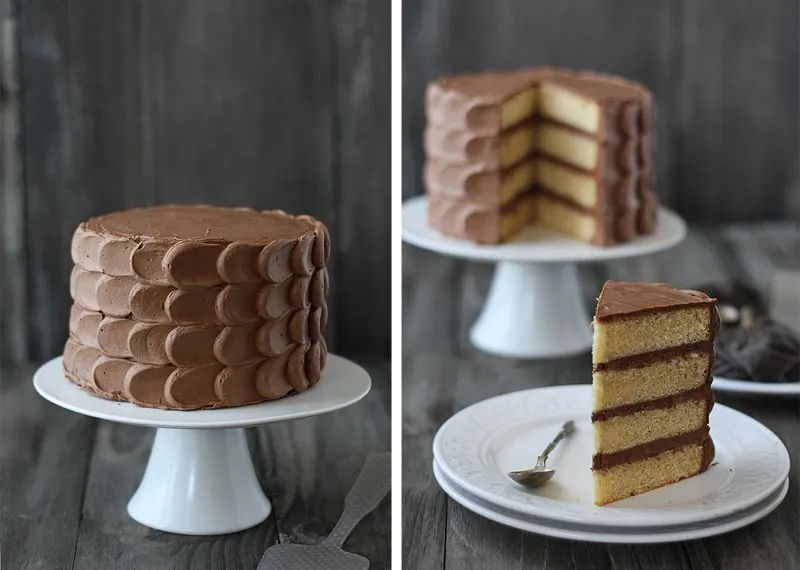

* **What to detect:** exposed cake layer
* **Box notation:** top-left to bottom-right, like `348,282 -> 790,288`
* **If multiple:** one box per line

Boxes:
71,205 -> 329,288
593,345 -> 713,411
593,392 -> 711,454
539,73 -> 652,137
427,193 -> 536,244
69,304 -> 324,366
593,439 -> 713,506
594,305 -> 717,364
536,121 -> 645,173
63,337 -> 326,409
536,189 -> 636,246
426,153 -> 639,211
70,265 -> 327,324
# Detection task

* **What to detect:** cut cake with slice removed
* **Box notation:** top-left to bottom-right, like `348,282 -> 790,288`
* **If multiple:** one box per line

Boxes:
591,280 -> 719,506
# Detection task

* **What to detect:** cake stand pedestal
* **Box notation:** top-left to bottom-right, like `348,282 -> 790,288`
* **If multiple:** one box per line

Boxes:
402,195 -> 687,359
33,354 -> 371,535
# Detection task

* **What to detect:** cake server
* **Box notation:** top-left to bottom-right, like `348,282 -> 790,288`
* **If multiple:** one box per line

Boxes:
507,420 -> 575,488
258,452 -> 390,569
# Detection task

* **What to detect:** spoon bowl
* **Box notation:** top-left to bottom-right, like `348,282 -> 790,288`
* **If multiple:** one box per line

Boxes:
507,420 -> 575,489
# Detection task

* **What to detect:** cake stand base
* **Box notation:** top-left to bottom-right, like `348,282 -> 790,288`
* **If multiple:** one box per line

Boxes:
470,262 -> 592,359
127,427 -> 270,535
33,354 -> 371,535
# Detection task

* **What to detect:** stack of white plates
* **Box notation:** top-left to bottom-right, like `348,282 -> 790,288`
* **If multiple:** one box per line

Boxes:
432,385 -> 790,543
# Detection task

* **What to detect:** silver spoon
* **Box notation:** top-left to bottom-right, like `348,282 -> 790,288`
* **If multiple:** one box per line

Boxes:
507,420 -> 575,488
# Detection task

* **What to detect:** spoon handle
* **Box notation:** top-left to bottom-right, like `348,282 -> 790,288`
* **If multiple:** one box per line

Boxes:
322,452 -> 391,549
538,420 -> 575,463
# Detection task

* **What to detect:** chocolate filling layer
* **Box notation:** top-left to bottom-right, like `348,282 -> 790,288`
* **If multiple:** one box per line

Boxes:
592,426 -> 711,470
593,340 -> 714,372
591,385 -> 714,422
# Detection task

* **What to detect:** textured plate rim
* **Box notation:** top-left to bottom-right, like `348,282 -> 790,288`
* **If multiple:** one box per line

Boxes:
433,459 -> 789,544
433,385 -> 791,528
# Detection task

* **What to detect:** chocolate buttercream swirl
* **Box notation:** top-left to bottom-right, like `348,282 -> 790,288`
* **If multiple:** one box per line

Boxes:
63,336 -> 326,410
71,205 -> 329,289
69,304 -> 318,368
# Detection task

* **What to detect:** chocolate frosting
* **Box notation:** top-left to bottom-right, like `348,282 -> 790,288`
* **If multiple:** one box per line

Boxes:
63,337 -> 326,409
72,205 -> 328,289
65,205 -> 330,410
594,280 -> 716,321
592,427 -> 714,471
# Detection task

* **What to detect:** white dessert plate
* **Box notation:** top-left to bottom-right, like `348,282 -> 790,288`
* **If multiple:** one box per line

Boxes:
434,460 -> 789,544
34,354 -> 371,429
433,385 -> 790,528
402,195 -> 686,263
712,376 -> 800,396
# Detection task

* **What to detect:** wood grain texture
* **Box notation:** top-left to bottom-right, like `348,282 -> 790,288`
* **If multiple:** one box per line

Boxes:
11,0 -> 390,362
402,224 -> 800,570
0,5 -> 27,367
0,356 -> 391,569
402,0 -> 800,223
256,358 -> 391,567
0,363 -> 96,570
678,0 -> 800,222
331,0 -> 391,357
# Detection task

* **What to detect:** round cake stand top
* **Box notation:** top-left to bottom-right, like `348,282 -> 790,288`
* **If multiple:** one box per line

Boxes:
402,195 -> 687,264
34,354 -> 371,429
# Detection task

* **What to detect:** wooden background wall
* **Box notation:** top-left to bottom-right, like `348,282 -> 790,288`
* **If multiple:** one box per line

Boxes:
0,0 -> 390,365
403,0 -> 800,221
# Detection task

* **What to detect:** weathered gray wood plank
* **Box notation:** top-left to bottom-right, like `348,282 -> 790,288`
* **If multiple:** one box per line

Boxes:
678,0 -> 800,222
255,357 -> 391,568
0,363 -> 97,570
401,247 -> 463,569
403,225 -> 800,569
0,3 -> 27,367
331,0 -> 391,357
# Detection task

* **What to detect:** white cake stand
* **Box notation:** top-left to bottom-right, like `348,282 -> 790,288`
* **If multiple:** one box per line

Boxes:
33,354 -> 371,535
402,195 -> 687,358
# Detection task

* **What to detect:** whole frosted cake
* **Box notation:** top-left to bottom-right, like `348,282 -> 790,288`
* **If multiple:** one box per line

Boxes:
64,204 -> 330,410
425,67 -> 656,245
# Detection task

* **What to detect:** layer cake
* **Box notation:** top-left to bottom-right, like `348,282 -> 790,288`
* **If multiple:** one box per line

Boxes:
64,204 -> 330,410
591,281 -> 718,505
425,68 -> 657,245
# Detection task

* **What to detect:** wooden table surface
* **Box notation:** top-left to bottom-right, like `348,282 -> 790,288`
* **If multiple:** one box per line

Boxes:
1,356 -> 391,570
402,223 -> 800,570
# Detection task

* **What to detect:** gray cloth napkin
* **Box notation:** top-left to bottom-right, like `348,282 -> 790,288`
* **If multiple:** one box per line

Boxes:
700,275 -> 800,383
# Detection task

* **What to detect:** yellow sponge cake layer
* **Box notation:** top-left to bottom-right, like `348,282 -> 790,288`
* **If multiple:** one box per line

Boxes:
537,123 -> 599,171
593,347 -> 713,411
593,441 -> 710,506
535,193 -> 596,242
501,88 -> 538,130
593,395 -> 710,454
536,157 -> 600,208
540,83 -> 600,134
593,306 -> 715,363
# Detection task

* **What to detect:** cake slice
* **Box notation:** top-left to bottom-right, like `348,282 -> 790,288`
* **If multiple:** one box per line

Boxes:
591,281 -> 718,505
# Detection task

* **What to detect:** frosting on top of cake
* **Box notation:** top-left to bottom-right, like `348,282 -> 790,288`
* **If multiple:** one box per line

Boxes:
84,204 -> 313,242
595,280 -> 715,321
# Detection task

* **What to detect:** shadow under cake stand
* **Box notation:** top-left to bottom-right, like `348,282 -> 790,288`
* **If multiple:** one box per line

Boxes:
402,195 -> 687,358
33,354 -> 371,535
